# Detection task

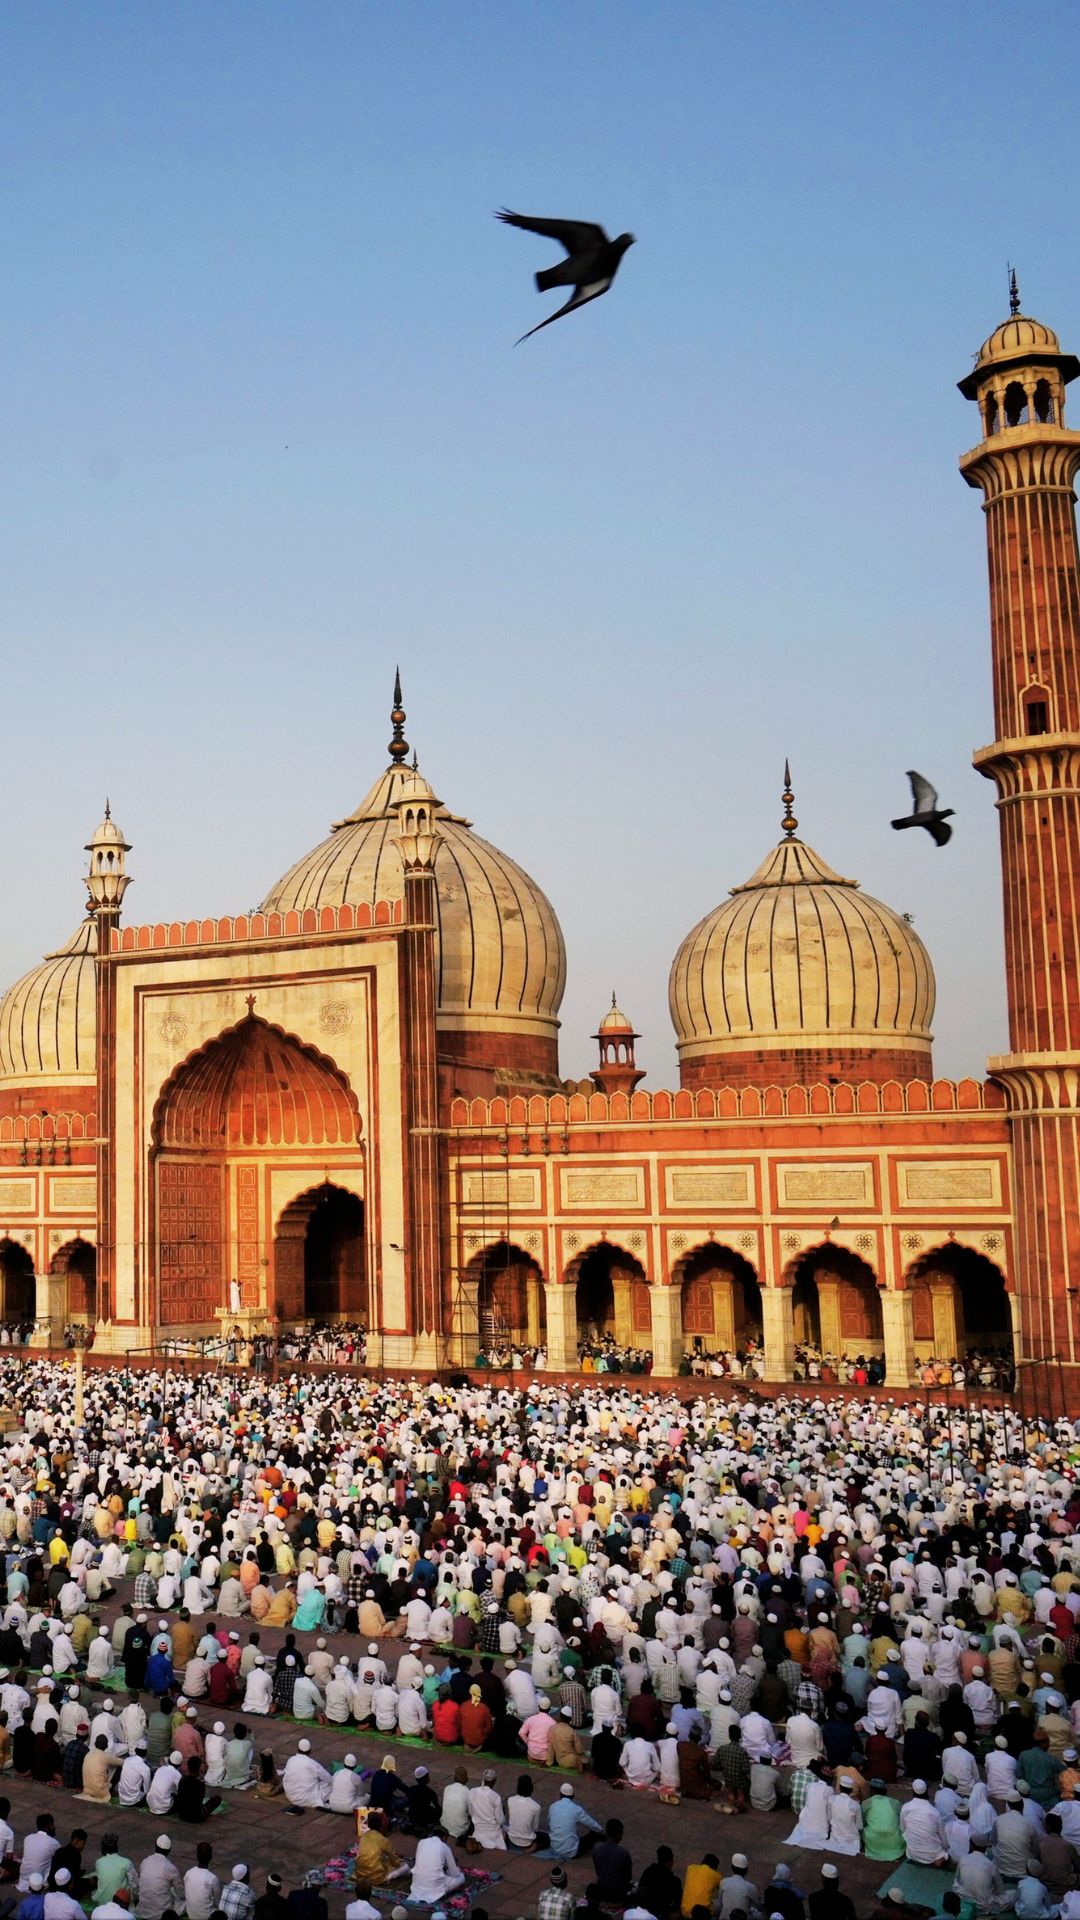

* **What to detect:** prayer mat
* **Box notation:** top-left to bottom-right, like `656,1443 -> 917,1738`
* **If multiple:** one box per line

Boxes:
302,1846 -> 498,1917
876,1863 -> 954,1907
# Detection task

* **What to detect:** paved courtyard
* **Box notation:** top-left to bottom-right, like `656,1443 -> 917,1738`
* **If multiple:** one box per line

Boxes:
2,1594 -> 911,1918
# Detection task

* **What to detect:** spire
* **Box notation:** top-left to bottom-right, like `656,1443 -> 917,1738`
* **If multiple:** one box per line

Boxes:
781,760 -> 798,838
1008,263 -> 1021,317
388,668 -> 410,764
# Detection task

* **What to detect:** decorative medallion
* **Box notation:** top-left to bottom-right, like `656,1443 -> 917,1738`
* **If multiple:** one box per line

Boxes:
670,1233 -> 687,1251
981,1233 -> 1002,1253
159,1012 -> 188,1047
628,1233 -> 644,1251
565,1233 -> 580,1251
319,1001 -> 353,1036
783,1233 -> 801,1252
856,1233 -> 875,1252
739,1233 -> 756,1251
904,1233 -> 924,1252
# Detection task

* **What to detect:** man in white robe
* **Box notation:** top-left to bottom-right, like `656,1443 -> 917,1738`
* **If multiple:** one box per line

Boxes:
467,1773 -> 506,1851
242,1660 -> 273,1715
328,1757 -> 364,1814
827,1783 -> 864,1856
901,1783 -> 948,1865
116,1748 -> 151,1807
621,1736 -> 660,1788
409,1836 -> 465,1903
282,1739 -> 331,1809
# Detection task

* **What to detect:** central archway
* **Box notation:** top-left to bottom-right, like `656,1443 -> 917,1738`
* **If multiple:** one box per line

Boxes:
0,1241 -> 34,1324
153,1012 -> 362,1326
274,1183 -> 366,1323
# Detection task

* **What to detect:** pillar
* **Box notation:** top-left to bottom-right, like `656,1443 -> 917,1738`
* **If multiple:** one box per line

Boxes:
929,1277 -> 959,1358
816,1274 -> 842,1356
30,1271 -> 65,1348
649,1283 -> 684,1374
882,1289 -> 916,1388
713,1275 -> 736,1351
526,1274 -> 542,1346
542,1283 -> 575,1370
612,1275 -> 633,1346
762,1287 -> 795,1381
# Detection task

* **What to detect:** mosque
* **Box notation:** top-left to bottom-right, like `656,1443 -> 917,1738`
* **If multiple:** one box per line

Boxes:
1,297 -> 1078,1393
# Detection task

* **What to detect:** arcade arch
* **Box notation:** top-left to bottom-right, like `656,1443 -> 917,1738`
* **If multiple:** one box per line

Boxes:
905,1243 -> 1012,1360
0,1240 -> 34,1325
565,1242 -> 648,1346
674,1244 -> 763,1355
50,1239 -> 97,1321
465,1240 -> 546,1346
787,1243 -> 883,1360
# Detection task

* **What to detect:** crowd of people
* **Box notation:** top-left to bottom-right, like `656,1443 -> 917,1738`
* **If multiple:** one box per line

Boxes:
0,1356 -> 1070,1920
788,1350 -> 1015,1393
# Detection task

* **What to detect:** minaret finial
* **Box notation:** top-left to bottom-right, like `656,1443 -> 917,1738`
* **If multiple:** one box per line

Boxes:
388,668 -> 410,764
781,760 -> 798,838
1008,263 -> 1021,317
104,797 -> 111,822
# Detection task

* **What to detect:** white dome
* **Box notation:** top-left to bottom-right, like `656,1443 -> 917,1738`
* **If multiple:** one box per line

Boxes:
0,917 -> 98,1081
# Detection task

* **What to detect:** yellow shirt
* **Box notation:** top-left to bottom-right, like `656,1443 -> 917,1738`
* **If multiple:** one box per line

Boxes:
682,1865 -> 721,1917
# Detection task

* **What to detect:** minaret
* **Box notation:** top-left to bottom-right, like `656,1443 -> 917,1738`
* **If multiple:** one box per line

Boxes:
959,283 -> 1080,1373
590,995 -> 645,1095
86,803 -> 132,1332
393,756 -> 444,1365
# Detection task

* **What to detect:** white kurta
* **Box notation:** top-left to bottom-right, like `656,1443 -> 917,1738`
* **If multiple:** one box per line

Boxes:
827,1794 -> 863,1857
467,1785 -> 506,1851
409,1838 -> 465,1904
281,1753 -> 331,1809
901,1799 -> 947,1864
785,1780 -> 832,1850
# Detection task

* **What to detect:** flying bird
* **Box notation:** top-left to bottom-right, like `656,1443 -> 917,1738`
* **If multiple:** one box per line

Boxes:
496,209 -> 635,344
891,771 -> 955,847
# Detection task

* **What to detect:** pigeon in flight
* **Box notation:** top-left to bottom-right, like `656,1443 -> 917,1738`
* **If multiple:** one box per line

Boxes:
891,771 -> 955,847
496,209 -> 635,344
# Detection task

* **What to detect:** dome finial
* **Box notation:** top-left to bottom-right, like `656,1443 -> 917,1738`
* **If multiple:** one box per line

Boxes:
388,667 -> 410,764
1008,262 -> 1021,317
781,760 -> 798,838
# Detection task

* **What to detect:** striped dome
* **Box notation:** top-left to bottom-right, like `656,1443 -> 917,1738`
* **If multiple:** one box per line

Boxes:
0,917 -> 98,1081
261,762 -> 566,1044
976,314 -> 1061,368
669,835 -> 935,1065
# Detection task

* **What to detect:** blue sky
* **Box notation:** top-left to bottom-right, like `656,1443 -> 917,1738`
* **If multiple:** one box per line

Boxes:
3,4 -> 1079,1082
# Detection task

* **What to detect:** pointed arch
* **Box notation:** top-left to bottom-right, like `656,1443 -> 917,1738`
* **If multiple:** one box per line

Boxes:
904,1242 -> 1012,1359
152,1013 -> 360,1150
464,1239 -> 546,1345
785,1241 -> 883,1356
671,1242 -> 762,1349
0,1239 -> 34,1325
49,1238 -> 97,1319
564,1240 -> 647,1341
273,1181 -> 366,1322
